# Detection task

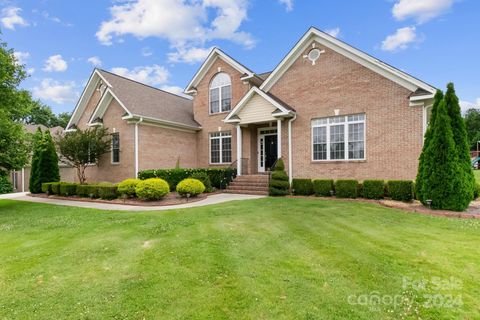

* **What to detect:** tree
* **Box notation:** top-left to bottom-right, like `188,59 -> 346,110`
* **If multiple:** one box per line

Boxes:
422,99 -> 468,211
444,83 -> 475,202
29,128 -> 44,193
56,128 -> 112,184
0,38 -> 31,171
37,131 -> 60,185
22,101 -> 72,128
464,108 -> 480,150
54,112 -> 71,128
415,90 -> 443,201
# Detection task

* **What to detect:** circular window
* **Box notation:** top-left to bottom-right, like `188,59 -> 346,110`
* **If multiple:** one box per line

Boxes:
308,48 -> 321,63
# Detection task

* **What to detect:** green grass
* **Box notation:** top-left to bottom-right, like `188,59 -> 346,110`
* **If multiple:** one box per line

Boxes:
0,198 -> 479,319
474,170 -> 480,183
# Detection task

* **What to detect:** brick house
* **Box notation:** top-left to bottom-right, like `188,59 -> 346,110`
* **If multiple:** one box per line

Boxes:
66,27 -> 435,187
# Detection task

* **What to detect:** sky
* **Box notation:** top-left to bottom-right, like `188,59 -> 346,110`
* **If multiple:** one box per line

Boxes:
1,0 -> 479,115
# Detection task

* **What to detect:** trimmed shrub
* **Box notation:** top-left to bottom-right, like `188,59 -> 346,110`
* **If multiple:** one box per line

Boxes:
59,183 -> 78,196
335,180 -> 358,198
363,180 -> 385,199
0,175 -> 13,194
269,158 -> 289,196
313,179 -> 334,197
98,183 -> 118,200
76,184 -> 91,197
190,172 -> 213,192
387,180 -> 414,202
176,178 -> 205,197
117,178 -> 140,198
138,168 -> 236,190
86,185 -> 99,198
41,182 -> 54,194
292,179 -> 314,196
136,178 -> 170,201
50,182 -> 61,195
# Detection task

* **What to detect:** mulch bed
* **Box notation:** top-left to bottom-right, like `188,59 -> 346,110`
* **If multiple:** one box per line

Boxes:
287,195 -> 480,219
29,192 -> 211,207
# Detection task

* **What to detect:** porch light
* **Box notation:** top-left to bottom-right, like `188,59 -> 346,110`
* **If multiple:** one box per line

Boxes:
426,199 -> 432,209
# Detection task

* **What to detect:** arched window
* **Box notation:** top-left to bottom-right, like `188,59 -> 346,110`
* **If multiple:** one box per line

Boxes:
210,73 -> 232,114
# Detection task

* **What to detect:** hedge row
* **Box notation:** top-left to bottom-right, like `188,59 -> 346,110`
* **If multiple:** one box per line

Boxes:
290,178 -> 414,201
138,168 -> 236,191
42,182 -> 118,200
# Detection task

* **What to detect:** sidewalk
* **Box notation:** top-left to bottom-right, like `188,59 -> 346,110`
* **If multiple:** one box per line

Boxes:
2,193 -> 265,211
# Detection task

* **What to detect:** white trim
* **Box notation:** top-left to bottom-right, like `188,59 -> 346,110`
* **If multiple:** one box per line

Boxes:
277,119 -> 282,159
134,117 -> 143,178
66,69 -> 112,130
257,127 -> 278,173
111,131 -> 120,165
260,27 -> 436,95
21,167 -> 25,192
224,86 -> 294,123
288,114 -> 296,184
209,72 -> 232,115
87,91 -> 113,124
123,114 -> 200,132
236,125 -> 242,175
185,48 -> 254,94
311,114 -> 366,162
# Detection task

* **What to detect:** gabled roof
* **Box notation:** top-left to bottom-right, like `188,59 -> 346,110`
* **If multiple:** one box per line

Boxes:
67,69 -> 200,131
184,47 -> 256,94
224,86 -> 295,123
259,27 -> 436,99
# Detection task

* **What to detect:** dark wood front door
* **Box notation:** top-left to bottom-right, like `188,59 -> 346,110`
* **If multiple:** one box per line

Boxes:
265,134 -> 278,171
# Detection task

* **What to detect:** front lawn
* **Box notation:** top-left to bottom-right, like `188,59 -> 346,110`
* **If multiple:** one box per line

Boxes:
0,198 -> 479,319
474,169 -> 480,183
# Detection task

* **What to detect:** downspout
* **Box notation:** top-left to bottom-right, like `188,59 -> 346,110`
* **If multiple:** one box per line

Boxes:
134,117 -> 143,178
288,114 -> 297,184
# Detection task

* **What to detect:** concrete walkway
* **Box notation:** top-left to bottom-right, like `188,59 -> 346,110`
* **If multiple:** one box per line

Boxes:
1,192 -> 265,211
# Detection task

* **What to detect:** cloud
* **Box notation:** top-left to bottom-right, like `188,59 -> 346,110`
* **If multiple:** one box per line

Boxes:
160,85 -> 192,99
13,51 -> 30,65
96,0 -> 254,63
111,64 -> 169,86
32,79 -> 79,104
87,56 -> 102,67
392,0 -> 454,24
325,27 -> 340,38
168,46 -> 213,64
1,7 -> 29,30
460,98 -> 480,114
278,0 -> 293,12
141,47 -> 153,57
43,54 -> 68,72
381,26 -> 419,52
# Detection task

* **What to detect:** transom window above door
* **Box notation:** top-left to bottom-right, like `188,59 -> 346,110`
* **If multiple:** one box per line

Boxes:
312,114 -> 365,161
210,73 -> 232,114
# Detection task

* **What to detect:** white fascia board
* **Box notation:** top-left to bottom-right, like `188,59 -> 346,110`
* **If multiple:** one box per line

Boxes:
123,114 -> 201,132
260,27 -> 436,94
184,48 -> 254,93
87,91 -> 113,124
410,93 -> 435,102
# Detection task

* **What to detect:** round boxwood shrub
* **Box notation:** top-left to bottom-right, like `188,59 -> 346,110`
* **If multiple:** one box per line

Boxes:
176,178 -> 205,197
136,178 -> 169,201
363,180 -> 385,199
117,178 -> 141,198
189,172 -> 212,192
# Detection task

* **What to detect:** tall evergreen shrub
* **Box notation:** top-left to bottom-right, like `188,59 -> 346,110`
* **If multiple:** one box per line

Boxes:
29,128 -> 44,193
37,131 -> 60,185
444,83 -> 475,203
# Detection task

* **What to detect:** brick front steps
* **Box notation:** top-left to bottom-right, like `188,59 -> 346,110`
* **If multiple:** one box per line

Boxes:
225,175 -> 269,195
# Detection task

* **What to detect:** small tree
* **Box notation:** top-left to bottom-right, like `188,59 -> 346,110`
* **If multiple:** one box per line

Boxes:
445,83 -> 475,202
37,131 -> 60,185
269,158 -> 290,196
423,100 -> 466,211
29,128 -> 44,193
56,127 -> 112,184
415,90 -> 443,201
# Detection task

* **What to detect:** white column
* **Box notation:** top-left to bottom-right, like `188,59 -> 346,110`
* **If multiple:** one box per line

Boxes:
288,115 -> 296,184
277,119 -> 282,159
21,167 -> 25,192
236,125 -> 242,175
134,122 -> 139,178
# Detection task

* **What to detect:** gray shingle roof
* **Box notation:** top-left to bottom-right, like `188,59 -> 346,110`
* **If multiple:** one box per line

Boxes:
97,69 -> 200,128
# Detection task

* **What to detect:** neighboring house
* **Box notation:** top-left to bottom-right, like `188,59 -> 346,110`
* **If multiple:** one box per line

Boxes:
66,27 -> 435,185
8,124 -> 76,193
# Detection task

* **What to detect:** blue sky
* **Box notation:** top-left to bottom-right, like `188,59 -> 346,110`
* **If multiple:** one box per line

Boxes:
1,0 -> 479,114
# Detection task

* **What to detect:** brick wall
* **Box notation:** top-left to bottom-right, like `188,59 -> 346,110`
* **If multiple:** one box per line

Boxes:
268,41 -> 423,180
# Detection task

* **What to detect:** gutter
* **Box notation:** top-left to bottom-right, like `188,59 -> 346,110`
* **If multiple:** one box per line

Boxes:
134,117 -> 143,178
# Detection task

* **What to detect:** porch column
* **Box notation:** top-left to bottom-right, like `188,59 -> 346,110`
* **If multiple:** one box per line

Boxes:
236,125 -> 242,175
277,119 -> 282,159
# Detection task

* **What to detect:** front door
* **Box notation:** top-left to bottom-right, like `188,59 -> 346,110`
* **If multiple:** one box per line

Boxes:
264,135 -> 278,171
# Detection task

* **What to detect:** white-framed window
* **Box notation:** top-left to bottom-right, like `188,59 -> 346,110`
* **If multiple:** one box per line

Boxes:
210,131 -> 232,164
209,73 -> 232,114
111,132 -> 120,163
312,114 -> 365,161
